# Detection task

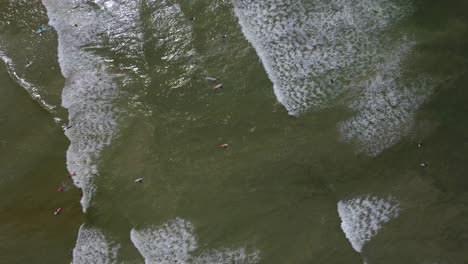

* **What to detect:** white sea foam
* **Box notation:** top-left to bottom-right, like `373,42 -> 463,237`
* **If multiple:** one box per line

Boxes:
42,0 -> 145,211
233,0 -> 430,156
337,195 -> 400,253
72,225 -> 119,264
130,218 -> 260,264
130,218 -> 197,263
193,248 -> 260,264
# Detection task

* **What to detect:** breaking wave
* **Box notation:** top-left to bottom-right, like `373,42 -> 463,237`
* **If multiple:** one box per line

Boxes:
339,42 -> 433,155
42,0 -> 146,211
233,0 -> 432,156
130,218 -> 260,264
73,225 -> 120,264
337,195 -> 400,253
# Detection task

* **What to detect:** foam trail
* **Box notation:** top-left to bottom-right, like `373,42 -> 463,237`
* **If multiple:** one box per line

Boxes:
0,0 -> 60,115
73,225 -> 119,264
42,0 -> 145,211
233,0 -> 431,156
337,195 -> 400,253
0,50 -> 56,112
130,218 -> 260,264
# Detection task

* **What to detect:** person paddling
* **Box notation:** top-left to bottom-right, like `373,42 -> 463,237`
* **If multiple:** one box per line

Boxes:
134,178 -> 143,183
212,84 -> 223,90
54,208 -> 62,215
220,143 -> 229,150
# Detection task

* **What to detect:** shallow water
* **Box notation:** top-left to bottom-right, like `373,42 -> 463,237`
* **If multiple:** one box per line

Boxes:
1,0 -> 468,263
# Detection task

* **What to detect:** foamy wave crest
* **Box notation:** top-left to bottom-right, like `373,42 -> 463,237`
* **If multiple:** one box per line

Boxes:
42,0 -> 146,211
73,225 -> 119,264
233,0 -> 411,114
130,218 -> 260,264
339,43 -> 432,156
337,195 -> 400,253
233,0 -> 431,156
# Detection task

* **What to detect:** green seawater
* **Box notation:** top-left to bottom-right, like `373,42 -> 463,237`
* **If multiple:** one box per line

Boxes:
1,0 -> 468,263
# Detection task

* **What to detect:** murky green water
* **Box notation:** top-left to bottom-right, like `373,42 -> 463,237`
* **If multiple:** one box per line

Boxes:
1,0 -> 468,263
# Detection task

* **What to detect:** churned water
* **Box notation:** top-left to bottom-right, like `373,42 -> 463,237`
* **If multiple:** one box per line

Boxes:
1,0 -> 468,263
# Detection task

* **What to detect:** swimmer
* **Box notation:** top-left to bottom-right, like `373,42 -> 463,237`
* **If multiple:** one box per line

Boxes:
57,185 -> 64,192
420,162 -> 428,168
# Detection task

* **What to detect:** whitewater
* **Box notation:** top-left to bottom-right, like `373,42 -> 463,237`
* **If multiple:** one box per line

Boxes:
233,0 -> 433,156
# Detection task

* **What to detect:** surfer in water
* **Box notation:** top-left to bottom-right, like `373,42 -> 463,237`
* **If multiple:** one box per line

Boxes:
134,178 -> 143,183
53,208 -> 62,215
220,143 -> 229,150
212,84 -> 223,90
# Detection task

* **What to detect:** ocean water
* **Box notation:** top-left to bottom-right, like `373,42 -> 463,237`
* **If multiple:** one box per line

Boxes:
1,0 -> 468,263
